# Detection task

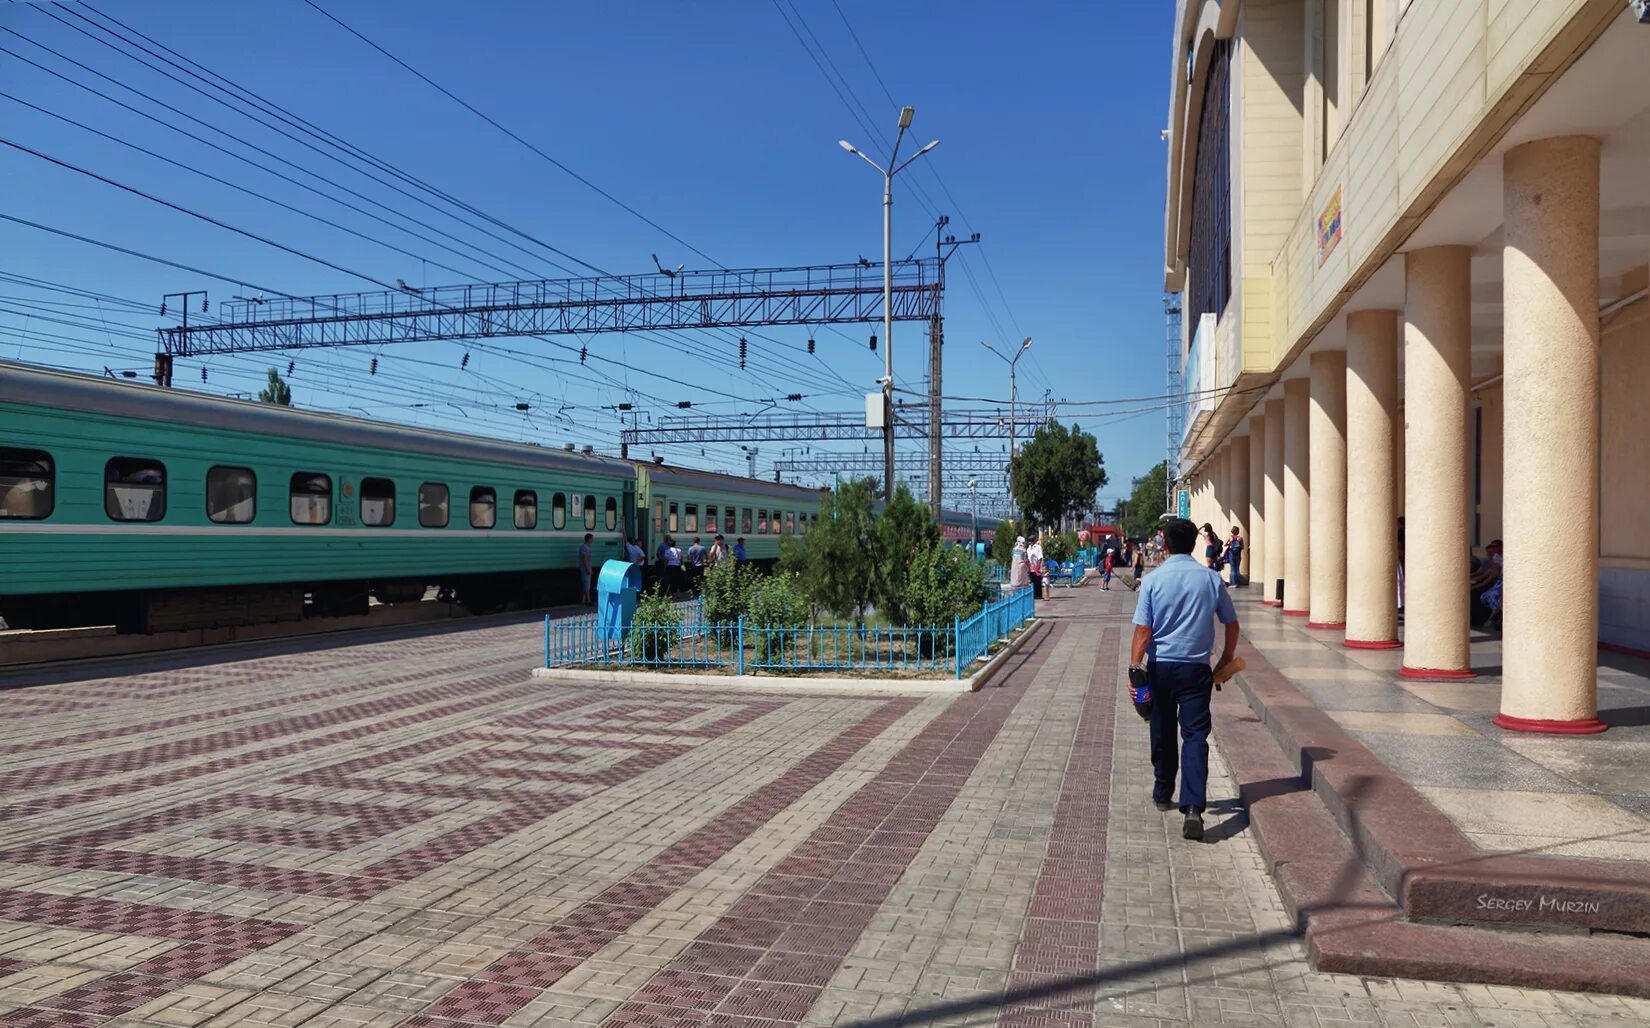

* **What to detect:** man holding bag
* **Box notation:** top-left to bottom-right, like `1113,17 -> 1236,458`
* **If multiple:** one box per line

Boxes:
1127,518 -> 1240,841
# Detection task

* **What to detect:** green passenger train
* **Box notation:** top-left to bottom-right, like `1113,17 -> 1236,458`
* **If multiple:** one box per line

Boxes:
0,363 -> 985,633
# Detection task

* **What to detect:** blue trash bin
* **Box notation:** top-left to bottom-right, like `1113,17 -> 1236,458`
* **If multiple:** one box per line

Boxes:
596,559 -> 643,644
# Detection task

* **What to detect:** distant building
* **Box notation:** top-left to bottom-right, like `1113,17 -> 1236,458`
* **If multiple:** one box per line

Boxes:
1162,0 -> 1648,734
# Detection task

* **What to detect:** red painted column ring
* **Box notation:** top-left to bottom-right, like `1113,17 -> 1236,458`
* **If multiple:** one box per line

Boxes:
1493,712 -> 1608,735
1400,666 -> 1477,681
1306,621 -> 1345,630
1345,638 -> 1401,650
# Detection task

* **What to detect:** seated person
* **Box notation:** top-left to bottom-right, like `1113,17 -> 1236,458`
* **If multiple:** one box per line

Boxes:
1469,540 -> 1502,627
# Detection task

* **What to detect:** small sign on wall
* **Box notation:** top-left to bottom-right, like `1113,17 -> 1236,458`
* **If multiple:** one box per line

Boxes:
1318,186 -> 1343,266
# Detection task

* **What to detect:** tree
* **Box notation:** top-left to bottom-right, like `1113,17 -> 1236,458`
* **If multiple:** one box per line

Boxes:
259,367 -> 292,406
991,519 -> 1019,566
872,484 -> 940,624
795,478 -> 879,619
1011,422 -> 1106,532
1119,461 -> 1172,542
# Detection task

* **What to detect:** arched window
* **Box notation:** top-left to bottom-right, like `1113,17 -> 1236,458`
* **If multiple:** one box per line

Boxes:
514,490 -> 537,529
359,477 -> 395,526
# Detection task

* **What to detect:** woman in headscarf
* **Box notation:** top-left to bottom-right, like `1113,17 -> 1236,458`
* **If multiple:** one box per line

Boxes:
1009,535 -> 1030,590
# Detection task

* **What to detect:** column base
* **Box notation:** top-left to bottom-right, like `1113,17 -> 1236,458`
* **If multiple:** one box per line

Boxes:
1600,640 -> 1650,660
1282,609 -> 1309,617
1493,712 -> 1608,735
1306,621 -> 1345,630
1400,666 -> 1477,681
1261,600 -> 1282,607
1345,638 -> 1401,650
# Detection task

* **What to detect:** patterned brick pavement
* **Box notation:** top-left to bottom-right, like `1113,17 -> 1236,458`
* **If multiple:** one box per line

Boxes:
1,602 -> 1645,1027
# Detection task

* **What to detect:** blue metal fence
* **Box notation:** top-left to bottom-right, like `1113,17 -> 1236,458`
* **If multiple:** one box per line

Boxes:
954,586 -> 1036,677
544,587 -> 1036,679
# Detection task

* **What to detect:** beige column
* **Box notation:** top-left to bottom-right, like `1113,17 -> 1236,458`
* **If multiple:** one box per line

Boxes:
1478,385 -> 1504,544
1263,398 -> 1286,605
1247,416 -> 1266,589
1229,432 -> 1250,583
1497,136 -> 1605,733
1283,377 -> 1311,615
1309,350 -> 1348,627
1218,445 -> 1232,531
1402,246 -> 1475,678
1345,310 -> 1401,648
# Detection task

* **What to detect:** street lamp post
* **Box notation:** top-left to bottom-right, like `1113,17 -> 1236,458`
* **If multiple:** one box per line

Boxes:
840,107 -> 939,504
982,337 -> 1033,523
968,478 -> 979,557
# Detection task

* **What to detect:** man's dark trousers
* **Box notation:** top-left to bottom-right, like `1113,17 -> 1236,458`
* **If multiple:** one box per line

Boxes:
1147,660 -> 1214,813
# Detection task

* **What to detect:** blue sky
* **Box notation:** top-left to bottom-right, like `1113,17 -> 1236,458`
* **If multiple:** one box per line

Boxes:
0,0 -> 1174,508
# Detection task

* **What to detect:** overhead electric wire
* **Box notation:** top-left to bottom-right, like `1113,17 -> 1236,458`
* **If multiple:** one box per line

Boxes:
66,2 -> 862,400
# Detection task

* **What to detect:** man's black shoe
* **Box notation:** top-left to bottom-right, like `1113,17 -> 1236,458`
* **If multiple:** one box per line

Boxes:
1153,800 -> 1175,812
1182,814 -> 1204,841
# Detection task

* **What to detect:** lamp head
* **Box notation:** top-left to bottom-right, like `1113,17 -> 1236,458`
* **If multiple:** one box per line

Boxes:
837,139 -> 857,154
898,106 -> 914,129
1020,337 -> 1033,351
915,139 -> 939,157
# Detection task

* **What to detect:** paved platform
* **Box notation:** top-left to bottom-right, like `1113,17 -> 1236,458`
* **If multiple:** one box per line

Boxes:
0,590 -> 1643,1026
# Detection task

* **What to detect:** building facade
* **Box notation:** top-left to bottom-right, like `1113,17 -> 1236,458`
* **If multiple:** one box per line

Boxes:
1164,0 -> 1649,732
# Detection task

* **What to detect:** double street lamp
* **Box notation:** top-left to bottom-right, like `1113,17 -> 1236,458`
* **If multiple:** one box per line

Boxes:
981,336 -> 1033,521
840,106 -> 939,503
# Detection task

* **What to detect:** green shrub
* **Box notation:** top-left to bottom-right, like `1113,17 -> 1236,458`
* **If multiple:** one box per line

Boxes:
628,585 -> 683,663
701,558 -> 757,629
1042,530 -> 1081,564
904,541 -> 992,653
748,573 -> 812,663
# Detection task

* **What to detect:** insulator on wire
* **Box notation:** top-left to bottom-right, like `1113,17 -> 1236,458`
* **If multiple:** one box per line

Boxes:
807,338 -> 815,354
159,302 -> 167,317
286,360 -> 294,375
738,336 -> 747,370
200,367 -> 207,382
869,333 -> 878,352
201,297 -> 209,313
461,351 -> 470,369
786,393 -> 802,402
370,357 -> 378,375
579,345 -> 587,364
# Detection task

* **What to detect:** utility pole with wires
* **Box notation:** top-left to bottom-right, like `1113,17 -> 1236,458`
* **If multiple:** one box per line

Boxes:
928,216 -> 981,519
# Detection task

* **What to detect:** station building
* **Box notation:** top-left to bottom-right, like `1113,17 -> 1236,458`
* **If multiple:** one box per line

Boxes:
1163,0 -> 1650,732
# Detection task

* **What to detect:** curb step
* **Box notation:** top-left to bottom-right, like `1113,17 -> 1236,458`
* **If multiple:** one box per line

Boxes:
1210,654 -> 1650,998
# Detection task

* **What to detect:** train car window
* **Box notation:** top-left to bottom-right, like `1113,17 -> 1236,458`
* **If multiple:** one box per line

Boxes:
583,494 -> 597,531
667,502 -> 679,534
551,492 -> 567,529
359,477 -> 395,527
605,496 -> 618,531
653,500 -> 663,534
758,509 -> 769,534
0,448 -> 54,520
725,507 -> 736,535
469,487 -> 497,529
786,511 -> 796,535
288,472 -> 331,525
705,505 -> 717,533
796,511 -> 805,536
206,466 -> 256,524
515,490 -> 538,529
741,507 -> 752,534
685,504 -> 698,533
418,483 -> 449,527
105,458 -> 167,522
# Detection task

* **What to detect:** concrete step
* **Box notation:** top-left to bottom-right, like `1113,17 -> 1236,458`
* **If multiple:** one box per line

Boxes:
1210,651 -> 1650,998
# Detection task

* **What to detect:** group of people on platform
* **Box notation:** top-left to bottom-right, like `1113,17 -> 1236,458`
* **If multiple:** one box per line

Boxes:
575,531 -> 750,605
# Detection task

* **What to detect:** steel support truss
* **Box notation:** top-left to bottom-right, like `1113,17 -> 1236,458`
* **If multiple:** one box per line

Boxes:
621,405 -> 1049,447
157,260 -> 942,356
774,453 -> 1009,476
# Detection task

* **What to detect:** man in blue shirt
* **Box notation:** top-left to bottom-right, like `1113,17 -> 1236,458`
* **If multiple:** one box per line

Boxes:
1130,517 -> 1240,840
